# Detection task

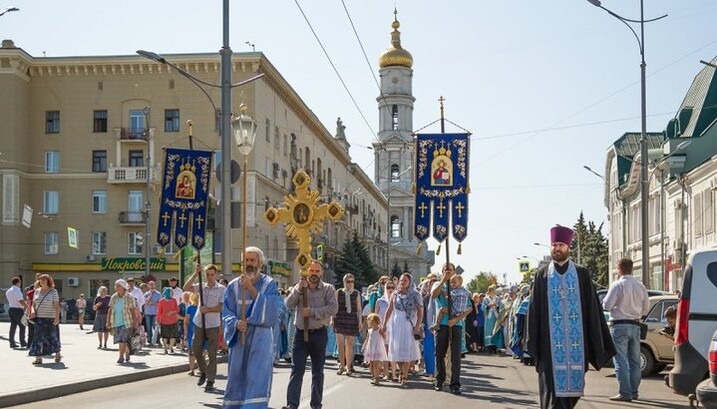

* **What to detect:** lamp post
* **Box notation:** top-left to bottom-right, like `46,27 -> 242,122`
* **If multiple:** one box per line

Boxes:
586,0 -> 667,287
0,7 -> 19,17
583,165 -> 604,180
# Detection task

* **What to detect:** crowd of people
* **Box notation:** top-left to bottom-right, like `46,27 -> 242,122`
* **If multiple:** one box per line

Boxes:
4,225 -> 666,409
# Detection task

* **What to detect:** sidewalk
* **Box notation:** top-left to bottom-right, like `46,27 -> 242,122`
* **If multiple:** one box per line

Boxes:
0,322 -> 225,408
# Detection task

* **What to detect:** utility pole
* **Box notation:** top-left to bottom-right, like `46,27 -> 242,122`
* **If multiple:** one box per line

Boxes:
143,107 -> 152,279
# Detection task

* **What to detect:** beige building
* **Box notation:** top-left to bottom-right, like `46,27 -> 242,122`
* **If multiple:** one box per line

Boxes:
0,38 -> 388,301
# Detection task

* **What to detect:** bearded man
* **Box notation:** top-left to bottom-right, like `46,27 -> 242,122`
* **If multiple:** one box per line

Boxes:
222,246 -> 281,408
526,225 -> 615,409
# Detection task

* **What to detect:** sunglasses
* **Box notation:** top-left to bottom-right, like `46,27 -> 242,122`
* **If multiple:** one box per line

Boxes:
345,280 -> 355,284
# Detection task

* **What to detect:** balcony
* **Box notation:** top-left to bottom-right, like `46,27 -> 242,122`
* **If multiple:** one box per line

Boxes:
116,127 -> 149,142
118,211 -> 146,225
108,166 -> 148,184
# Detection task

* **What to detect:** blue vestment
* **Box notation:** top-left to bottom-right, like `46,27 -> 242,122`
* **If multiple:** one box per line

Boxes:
510,296 -> 530,357
222,274 -> 281,408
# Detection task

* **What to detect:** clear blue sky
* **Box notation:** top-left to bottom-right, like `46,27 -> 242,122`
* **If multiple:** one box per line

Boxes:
3,0 -> 716,283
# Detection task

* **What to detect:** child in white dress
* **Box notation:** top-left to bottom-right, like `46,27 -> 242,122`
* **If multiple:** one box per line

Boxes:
362,313 -> 388,385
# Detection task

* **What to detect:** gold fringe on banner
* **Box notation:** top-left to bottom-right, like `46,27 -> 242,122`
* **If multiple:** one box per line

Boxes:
416,242 -> 423,255
457,243 -> 462,255
172,249 -> 182,260
412,183 -> 416,194
466,184 -> 471,194
436,243 -> 441,256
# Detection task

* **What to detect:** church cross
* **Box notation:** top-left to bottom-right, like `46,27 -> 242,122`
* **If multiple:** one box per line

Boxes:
178,212 -> 188,228
437,200 -> 446,218
553,313 -> 563,322
567,284 -> 576,293
571,340 -> 581,350
195,214 -> 204,230
161,211 -> 171,227
569,311 -> 579,321
418,202 -> 428,218
555,341 -> 564,351
455,202 -> 465,218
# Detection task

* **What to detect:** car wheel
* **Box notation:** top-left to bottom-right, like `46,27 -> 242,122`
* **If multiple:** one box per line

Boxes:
653,363 -> 667,374
641,346 -> 655,377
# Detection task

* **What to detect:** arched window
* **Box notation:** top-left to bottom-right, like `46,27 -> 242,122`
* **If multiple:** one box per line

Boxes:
391,215 -> 402,238
391,105 -> 399,131
390,164 -> 400,182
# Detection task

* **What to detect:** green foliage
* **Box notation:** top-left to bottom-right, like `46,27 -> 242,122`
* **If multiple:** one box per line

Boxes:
335,232 -> 378,289
571,212 -> 609,289
466,272 -> 497,295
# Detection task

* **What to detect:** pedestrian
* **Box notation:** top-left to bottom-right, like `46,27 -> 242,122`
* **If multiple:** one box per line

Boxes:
76,294 -> 87,330
465,292 -> 480,353
362,313 -> 388,386
368,276 -> 389,313
6,276 -> 28,349
431,267 -> 472,394
92,286 -> 111,349
274,290 -> 290,365
474,293 -> 485,352
376,281 -> 397,381
183,263 -> 225,392
334,273 -> 362,376
526,225 -> 615,409
483,285 -> 503,354
602,258 -> 650,402
222,246 -> 281,408
283,261 -> 338,409
107,279 -> 140,364
510,285 -> 531,363
168,277 -> 183,304
383,272 -> 423,388
28,274 -> 62,365
60,298 -> 68,324
144,280 -> 161,346
126,278 -> 145,320
25,275 -> 40,346
158,287 -> 180,354
184,292 -> 199,376
178,290 -> 190,351
420,275 -> 436,380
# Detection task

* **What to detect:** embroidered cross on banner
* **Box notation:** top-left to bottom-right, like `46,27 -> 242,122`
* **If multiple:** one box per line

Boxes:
437,199 -> 446,218
456,202 -> 465,218
195,214 -> 204,230
178,212 -> 188,228
419,202 -> 428,218
161,212 -> 171,227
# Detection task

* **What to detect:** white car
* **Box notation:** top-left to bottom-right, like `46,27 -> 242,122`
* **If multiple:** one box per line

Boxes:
668,248 -> 717,396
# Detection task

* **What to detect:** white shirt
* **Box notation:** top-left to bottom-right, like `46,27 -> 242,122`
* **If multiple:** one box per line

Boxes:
5,285 -> 25,309
602,275 -> 650,321
171,287 -> 183,305
129,286 -> 146,310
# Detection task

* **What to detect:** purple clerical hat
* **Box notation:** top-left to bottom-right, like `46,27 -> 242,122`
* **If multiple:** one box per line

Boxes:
550,226 -> 574,246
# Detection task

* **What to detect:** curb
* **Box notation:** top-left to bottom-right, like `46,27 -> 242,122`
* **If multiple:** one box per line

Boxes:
0,355 -> 228,408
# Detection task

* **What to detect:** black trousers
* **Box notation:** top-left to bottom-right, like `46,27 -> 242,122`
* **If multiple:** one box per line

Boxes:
435,324 -> 462,388
8,308 -> 26,346
538,369 -> 580,409
287,327 -> 328,409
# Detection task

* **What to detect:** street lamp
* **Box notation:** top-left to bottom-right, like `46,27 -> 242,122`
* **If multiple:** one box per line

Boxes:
583,165 -> 604,180
586,0 -> 667,287
0,7 -> 19,17
232,103 -> 257,273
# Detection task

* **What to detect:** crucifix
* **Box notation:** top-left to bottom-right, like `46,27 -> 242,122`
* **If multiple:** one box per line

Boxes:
264,169 -> 344,341
455,202 -> 465,218
418,202 -> 428,218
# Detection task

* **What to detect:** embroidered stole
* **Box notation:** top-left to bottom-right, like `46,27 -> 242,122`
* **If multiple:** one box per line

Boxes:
547,261 -> 586,397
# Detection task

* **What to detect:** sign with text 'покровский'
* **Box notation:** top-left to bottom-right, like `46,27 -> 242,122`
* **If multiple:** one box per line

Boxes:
102,257 -> 166,272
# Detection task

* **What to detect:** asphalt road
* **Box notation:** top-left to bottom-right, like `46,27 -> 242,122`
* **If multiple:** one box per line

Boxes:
12,353 -> 691,409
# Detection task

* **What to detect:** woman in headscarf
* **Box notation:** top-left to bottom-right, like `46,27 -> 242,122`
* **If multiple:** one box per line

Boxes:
107,279 -> 139,364
28,274 -> 61,365
334,273 -> 362,375
376,280 -> 397,381
382,272 -> 423,388
483,285 -> 503,354
157,287 -> 179,354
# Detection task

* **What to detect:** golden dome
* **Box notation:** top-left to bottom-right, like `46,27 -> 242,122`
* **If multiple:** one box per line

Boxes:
379,10 -> 413,69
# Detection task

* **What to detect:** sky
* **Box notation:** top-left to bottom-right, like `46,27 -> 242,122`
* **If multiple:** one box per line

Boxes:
2,0 -> 717,284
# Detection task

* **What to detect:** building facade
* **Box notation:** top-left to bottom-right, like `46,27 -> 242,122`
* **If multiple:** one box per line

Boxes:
604,57 -> 717,291
0,39 -> 387,300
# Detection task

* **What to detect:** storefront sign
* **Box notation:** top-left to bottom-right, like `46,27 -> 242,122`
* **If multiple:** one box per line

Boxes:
268,260 -> 290,277
101,257 -> 166,272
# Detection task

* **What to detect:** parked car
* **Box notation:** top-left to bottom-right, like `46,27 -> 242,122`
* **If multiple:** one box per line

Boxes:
596,288 -> 670,305
641,295 -> 678,376
668,248 -> 717,396
695,328 -> 717,409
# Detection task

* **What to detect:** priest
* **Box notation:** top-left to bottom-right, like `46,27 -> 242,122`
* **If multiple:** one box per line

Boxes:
526,226 -> 615,409
222,246 -> 282,408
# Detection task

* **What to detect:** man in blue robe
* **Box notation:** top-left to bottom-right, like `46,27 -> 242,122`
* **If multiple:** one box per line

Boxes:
222,246 -> 281,408
527,226 -> 615,409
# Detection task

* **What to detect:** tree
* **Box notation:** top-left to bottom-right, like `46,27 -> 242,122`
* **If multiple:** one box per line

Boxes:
335,232 -> 378,289
466,272 -> 497,295
571,212 -> 609,289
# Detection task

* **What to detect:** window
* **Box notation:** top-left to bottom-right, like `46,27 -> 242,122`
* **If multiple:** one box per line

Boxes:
93,110 -> 108,133
265,119 -> 271,143
390,164 -> 400,182
164,109 -> 180,132
283,134 -> 288,156
2,174 -> 19,224
705,189 -> 714,233
129,150 -> 144,167
694,192 -> 703,237
274,126 -> 280,149
45,151 -> 59,173
128,190 -> 143,212
43,191 -> 59,214
46,111 -> 60,133
129,110 -> 146,134
391,215 -> 402,238
92,150 -> 107,172
92,190 -> 107,214
128,232 -> 143,255
391,105 -> 399,131
44,232 -> 59,255
92,232 -> 107,255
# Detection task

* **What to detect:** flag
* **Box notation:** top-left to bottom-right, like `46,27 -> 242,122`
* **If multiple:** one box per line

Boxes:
414,133 -> 470,250
156,148 -> 213,251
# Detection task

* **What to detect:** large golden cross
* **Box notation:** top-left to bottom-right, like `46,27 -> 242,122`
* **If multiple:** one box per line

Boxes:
264,169 -> 344,341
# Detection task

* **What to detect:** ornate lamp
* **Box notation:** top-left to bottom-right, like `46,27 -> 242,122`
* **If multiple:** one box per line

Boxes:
232,104 -> 256,156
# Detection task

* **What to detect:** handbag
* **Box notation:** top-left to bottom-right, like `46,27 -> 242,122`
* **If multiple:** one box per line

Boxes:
25,289 -> 53,326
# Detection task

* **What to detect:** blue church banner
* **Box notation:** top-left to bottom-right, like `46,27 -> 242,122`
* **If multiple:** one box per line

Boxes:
156,148 -> 213,251
414,133 -> 470,247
